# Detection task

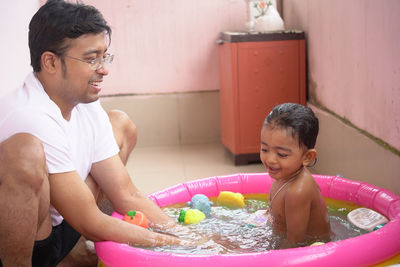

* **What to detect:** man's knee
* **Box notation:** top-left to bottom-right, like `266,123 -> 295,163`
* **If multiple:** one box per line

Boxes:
107,110 -> 137,149
0,133 -> 47,193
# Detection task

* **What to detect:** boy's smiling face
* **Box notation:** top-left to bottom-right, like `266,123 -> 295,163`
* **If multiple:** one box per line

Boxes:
260,125 -> 307,181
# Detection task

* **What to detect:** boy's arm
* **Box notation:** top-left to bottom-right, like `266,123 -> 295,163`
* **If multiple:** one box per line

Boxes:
284,188 -> 311,246
49,170 -> 182,246
89,154 -> 177,229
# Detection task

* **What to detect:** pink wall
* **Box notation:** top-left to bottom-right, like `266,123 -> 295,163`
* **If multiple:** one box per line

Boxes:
81,0 -> 247,95
1,1 -> 39,98
283,0 -> 400,151
7,1 -> 398,151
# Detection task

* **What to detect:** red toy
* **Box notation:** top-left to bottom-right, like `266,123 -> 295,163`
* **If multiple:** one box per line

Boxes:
123,210 -> 148,229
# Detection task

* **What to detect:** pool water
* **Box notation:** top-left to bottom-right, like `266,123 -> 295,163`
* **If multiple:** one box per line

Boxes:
146,197 -> 368,254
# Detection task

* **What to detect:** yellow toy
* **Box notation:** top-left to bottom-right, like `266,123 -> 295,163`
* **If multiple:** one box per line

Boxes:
310,242 -> 325,246
178,209 -> 206,224
216,191 -> 245,208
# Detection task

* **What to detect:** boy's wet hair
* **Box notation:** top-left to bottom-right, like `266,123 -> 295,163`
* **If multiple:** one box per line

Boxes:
264,103 -> 319,149
29,0 -> 111,72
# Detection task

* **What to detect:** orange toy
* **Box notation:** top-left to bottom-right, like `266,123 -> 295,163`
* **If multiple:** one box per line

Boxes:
123,210 -> 148,229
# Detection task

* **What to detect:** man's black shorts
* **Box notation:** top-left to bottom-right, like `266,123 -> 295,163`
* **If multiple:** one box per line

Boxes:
0,220 -> 81,267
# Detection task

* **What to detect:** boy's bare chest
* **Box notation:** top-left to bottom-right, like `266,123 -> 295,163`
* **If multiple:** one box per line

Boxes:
269,194 -> 287,232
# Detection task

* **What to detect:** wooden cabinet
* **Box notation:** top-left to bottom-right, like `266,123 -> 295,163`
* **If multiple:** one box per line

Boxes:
218,31 -> 306,165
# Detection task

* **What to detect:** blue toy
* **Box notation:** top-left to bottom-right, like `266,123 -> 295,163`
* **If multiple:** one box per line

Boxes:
187,194 -> 213,218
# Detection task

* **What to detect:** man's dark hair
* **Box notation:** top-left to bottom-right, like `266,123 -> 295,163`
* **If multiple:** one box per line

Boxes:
29,0 -> 111,72
264,103 -> 319,149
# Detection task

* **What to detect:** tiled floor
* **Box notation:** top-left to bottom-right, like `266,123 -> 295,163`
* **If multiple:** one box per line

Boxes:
125,143 -> 265,195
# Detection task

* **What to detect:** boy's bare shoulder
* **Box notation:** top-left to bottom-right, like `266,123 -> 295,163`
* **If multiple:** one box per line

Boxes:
286,174 -> 319,200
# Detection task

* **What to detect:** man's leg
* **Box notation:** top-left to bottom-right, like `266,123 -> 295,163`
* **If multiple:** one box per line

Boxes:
0,133 -> 51,266
57,110 -> 137,267
108,109 -> 138,164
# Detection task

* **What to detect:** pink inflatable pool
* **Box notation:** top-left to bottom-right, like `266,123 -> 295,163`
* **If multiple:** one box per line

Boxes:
95,173 -> 400,267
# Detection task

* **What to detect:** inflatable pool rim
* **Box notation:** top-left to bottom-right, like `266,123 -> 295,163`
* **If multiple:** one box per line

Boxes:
95,173 -> 400,267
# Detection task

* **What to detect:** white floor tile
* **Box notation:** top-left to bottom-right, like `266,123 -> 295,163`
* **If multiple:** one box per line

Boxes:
126,143 -> 265,195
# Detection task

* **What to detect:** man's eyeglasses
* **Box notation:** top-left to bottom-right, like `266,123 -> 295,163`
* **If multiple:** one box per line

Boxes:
64,53 -> 114,70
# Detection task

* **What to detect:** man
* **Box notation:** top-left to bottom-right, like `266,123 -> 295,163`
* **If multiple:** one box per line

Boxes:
0,1 -> 186,266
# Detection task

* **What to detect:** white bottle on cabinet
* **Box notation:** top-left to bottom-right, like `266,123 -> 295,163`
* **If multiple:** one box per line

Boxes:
245,0 -> 282,32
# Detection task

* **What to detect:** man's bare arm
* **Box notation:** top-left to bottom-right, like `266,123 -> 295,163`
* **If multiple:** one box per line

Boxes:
90,154 -> 177,229
49,171 -> 181,246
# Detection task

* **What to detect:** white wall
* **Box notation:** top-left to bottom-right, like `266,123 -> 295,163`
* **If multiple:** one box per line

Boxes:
0,1 -> 39,98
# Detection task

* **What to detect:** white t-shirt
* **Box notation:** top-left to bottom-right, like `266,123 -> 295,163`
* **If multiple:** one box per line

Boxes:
0,72 -> 119,226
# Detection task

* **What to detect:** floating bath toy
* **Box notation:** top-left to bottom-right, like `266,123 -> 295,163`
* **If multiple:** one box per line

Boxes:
347,207 -> 389,232
187,194 -> 213,217
178,209 -> 206,224
123,210 -> 148,229
216,191 -> 245,208
310,242 -> 325,247
246,209 -> 269,227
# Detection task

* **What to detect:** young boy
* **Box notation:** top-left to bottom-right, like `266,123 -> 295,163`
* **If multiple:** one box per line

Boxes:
260,103 -> 331,247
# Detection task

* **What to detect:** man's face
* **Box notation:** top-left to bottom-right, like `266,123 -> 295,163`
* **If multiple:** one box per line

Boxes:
58,33 -> 109,106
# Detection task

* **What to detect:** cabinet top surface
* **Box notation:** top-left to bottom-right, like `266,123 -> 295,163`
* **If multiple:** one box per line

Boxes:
220,30 -> 305,43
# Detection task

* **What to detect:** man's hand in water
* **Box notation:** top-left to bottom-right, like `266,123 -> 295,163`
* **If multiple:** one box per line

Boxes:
154,224 -> 209,246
